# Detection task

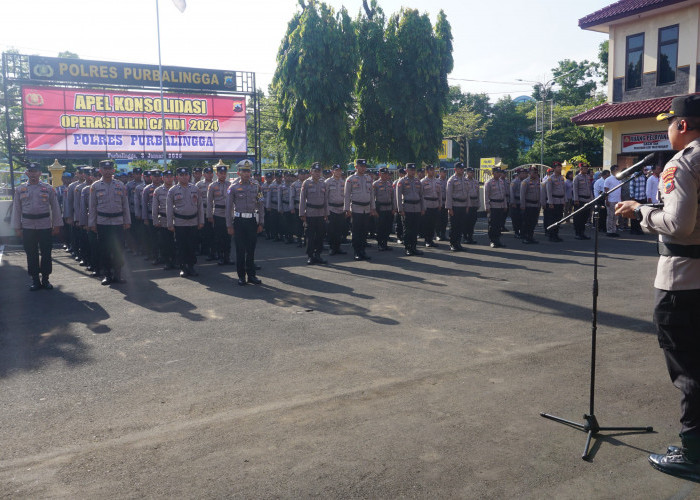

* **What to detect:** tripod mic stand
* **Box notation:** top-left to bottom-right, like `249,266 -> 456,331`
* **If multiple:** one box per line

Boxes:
541,171 -> 653,460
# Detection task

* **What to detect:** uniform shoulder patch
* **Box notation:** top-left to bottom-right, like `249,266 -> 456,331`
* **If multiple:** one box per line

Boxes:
662,167 -> 678,194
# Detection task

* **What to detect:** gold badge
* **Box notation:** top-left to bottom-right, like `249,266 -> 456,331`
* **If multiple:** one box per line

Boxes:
25,93 -> 44,106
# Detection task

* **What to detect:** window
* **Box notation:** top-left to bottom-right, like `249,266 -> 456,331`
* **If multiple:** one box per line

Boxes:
626,33 -> 644,90
658,25 -> 679,85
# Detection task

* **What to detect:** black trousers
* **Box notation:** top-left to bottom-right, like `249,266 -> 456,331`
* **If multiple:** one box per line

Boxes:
293,206 -> 303,240
283,211 -> 295,240
96,224 -> 125,276
233,217 -> 258,279
395,212 -> 404,240
328,212 -> 346,251
126,212 -> 137,251
213,215 -> 231,259
22,228 -> 52,277
305,216 -> 325,257
351,212 -> 370,253
71,221 -> 80,253
422,207 -> 439,243
268,209 -> 281,239
376,210 -> 393,247
522,207 -> 540,241
437,207 -> 448,239
174,225 -> 198,268
449,207 -> 467,246
510,205 -> 522,235
402,211 -> 421,249
158,226 -> 175,264
654,288 -> 700,446
200,219 -> 214,255
573,201 -> 591,235
87,230 -> 100,270
143,219 -> 155,258
465,206 -> 478,238
132,217 -> 145,253
547,204 -> 564,237
487,208 -> 506,243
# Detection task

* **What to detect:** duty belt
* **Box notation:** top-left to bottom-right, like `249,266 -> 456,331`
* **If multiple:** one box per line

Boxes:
352,201 -> 370,206
469,196 -> 479,200
22,212 -> 50,219
234,212 -> 255,218
376,202 -> 392,206
97,211 -> 122,218
658,241 -> 700,259
452,198 -> 466,202
174,213 -> 197,219
403,199 -> 420,204
306,203 -> 325,209
525,199 -> 539,203
329,202 -> 344,207
579,195 -> 590,199
552,194 -> 564,198
215,204 -> 225,209
424,197 -> 438,201
489,199 -> 504,203
158,212 -> 166,217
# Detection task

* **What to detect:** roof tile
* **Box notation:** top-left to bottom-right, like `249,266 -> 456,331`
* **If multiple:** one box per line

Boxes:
571,95 -> 683,125
579,0 -> 687,29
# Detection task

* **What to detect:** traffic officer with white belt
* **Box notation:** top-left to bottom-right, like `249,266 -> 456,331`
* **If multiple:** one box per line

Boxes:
11,162 -> 63,290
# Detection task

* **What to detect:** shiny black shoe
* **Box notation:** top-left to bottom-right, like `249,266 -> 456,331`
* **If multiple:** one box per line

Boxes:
90,270 -> 101,278
405,248 -> 414,256
101,276 -> 113,286
489,242 -> 500,248
649,449 -> 700,481
237,278 -> 247,286
79,260 -> 88,267
29,277 -> 42,292
449,245 -> 460,252
313,255 -> 327,265
187,266 -> 198,277
329,249 -> 338,256
354,254 -> 363,261
40,277 -> 53,290
247,276 -> 262,285
425,242 -> 438,248
307,256 -> 315,265
412,248 -> 424,256
180,268 -> 188,278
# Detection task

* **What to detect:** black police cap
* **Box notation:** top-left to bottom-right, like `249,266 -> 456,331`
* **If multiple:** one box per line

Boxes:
151,170 -> 162,177
193,167 -> 203,173
466,167 -> 475,172
26,162 -> 42,171
454,162 -> 465,168
132,167 -> 143,174
99,160 -> 115,169
405,163 -> 416,169
355,158 -> 367,166
332,164 -> 342,170
398,168 -> 406,174
214,166 -> 225,173
323,169 -> 331,175
163,169 -> 174,175
657,94 -> 700,120
379,167 -> 389,174
176,167 -> 190,175
311,162 -> 321,171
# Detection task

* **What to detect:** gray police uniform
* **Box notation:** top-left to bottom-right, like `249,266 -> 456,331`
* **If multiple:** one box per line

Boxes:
225,179 -> 264,281
484,177 -> 508,245
290,178 -> 304,245
572,172 -> 593,237
326,176 -> 347,253
12,180 -> 63,281
166,182 -> 204,271
197,178 -> 214,258
546,174 -> 566,239
519,178 -> 541,243
344,173 -> 374,256
397,176 -> 424,251
445,173 -> 469,248
88,178 -> 131,279
299,177 -> 327,259
421,176 -> 441,245
373,178 -> 395,250
510,176 -> 523,238
153,183 -> 176,268
207,179 -> 231,263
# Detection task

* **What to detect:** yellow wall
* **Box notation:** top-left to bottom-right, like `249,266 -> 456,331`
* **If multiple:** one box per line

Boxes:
608,4 -> 700,101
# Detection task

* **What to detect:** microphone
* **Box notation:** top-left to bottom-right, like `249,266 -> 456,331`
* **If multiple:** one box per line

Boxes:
615,153 -> 656,179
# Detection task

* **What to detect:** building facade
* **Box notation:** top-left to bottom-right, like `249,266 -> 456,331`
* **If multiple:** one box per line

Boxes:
574,0 -> 700,169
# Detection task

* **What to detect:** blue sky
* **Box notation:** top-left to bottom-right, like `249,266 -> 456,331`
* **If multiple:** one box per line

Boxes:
1,0 -> 609,99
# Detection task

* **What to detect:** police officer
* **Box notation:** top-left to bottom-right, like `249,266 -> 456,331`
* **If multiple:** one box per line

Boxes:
12,162 -> 63,290
88,160 -> 131,285
207,163 -> 232,265
484,167 -> 508,248
464,167 -> 480,244
373,167 -> 396,251
572,162 -> 593,240
78,168 -> 99,273
198,165 -> 215,260
344,159 -> 375,261
300,163 -> 328,264
436,167 -> 448,241
396,163 -> 424,256
510,167 -> 527,239
326,164 -> 347,256
125,167 -> 143,253
167,168 -> 204,277
280,171 -> 295,243
519,167 -> 541,244
445,162 -> 468,251
64,167 -> 85,255
421,164 -> 441,248
226,160 -> 263,285
152,169 -> 176,270
393,168 -> 406,244
192,166 -> 203,184
615,94 -> 700,481
71,167 -> 88,264
546,161 -> 566,242
262,171 -> 274,239
265,170 -> 283,241
290,168 -> 306,247
142,170 -> 162,264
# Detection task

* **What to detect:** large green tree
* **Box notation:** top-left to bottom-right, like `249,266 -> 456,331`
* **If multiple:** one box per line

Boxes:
273,1 -> 358,166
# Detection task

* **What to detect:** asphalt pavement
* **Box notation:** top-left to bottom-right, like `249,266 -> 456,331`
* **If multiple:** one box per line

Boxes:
0,220 -> 697,499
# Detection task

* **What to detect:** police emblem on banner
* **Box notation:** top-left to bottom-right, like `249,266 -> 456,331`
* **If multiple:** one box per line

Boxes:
32,64 -> 54,78
233,102 -> 243,112
25,93 -> 44,106
224,74 -> 235,88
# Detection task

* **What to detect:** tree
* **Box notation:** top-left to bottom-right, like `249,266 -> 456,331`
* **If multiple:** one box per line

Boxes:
533,59 -> 597,107
597,40 -> 609,87
273,2 -> 358,166
255,87 -> 286,168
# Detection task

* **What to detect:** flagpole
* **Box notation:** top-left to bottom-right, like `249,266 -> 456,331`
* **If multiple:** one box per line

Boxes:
155,0 -> 168,168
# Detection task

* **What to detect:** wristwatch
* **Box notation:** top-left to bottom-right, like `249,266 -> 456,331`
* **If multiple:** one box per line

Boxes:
634,205 -> 644,221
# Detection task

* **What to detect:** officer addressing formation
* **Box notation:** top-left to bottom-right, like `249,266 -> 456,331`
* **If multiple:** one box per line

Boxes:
13,100 -> 698,480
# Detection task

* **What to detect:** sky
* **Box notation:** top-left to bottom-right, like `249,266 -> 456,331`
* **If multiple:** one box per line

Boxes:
1,0 -> 610,99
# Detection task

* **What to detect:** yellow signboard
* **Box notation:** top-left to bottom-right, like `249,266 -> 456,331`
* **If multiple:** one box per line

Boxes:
480,157 -> 499,168
438,140 -> 452,160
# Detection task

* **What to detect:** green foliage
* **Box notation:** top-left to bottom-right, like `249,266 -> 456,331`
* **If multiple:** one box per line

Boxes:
273,1 -> 359,165
597,40 -> 609,86
532,59 -> 597,106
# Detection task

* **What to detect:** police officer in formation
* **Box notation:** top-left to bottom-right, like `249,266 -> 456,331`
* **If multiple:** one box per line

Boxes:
545,161 -> 566,242
344,159 -> 375,261
396,163 -> 424,256
445,162 -> 469,251
299,163 -> 328,264
483,167 -> 508,248
207,163 -> 232,265
326,164 -> 347,255
197,166 -> 215,260
572,162 -> 593,240
152,169 -> 177,270
89,160 -> 131,285
226,160 -> 263,285
519,166 -> 542,244
167,167 -> 204,277
12,162 -> 63,290
421,164 -> 442,248
142,170 -> 162,264
373,167 -> 396,251
509,167 -> 527,239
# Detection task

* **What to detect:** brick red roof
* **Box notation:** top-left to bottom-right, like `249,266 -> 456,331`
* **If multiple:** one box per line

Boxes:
579,0 -> 687,29
571,96 -> 679,125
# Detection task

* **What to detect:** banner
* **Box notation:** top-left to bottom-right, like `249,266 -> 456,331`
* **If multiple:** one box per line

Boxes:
22,86 -> 247,159
621,131 -> 671,153
28,56 -> 245,93
438,139 -> 453,160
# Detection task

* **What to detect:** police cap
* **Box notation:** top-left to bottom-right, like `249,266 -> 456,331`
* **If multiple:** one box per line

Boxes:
237,159 -> 253,171
203,166 -> 214,173
151,170 -> 162,177
26,162 -> 42,171
454,162 -> 465,169
657,94 -> 700,120
193,167 -> 203,173
163,169 -> 174,176
355,158 -> 367,166
323,169 -> 331,175
405,163 -> 416,170
99,160 -> 115,169
379,167 -> 389,174
332,164 -> 342,170
439,166 -> 447,172
176,167 -> 190,175
132,167 -> 143,174
466,167 -> 475,172
425,164 -> 435,171
311,162 -> 321,171
398,168 -> 406,174
275,169 -> 283,177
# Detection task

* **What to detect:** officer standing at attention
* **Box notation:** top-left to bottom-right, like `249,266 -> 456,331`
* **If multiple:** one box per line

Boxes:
372,167 -> 396,252
167,167 -> 204,278
464,166 -> 480,245
125,167 -> 143,253
265,170 -> 283,241
152,170 -> 176,270
344,159 -> 375,261
326,164 -> 347,256
484,167 -> 508,248
64,167 -> 84,256
78,168 -> 98,273
545,161 -> 566,242
89,160 -> 131,285
510,168 -> 527,239
207,163 -> 232,265
142,170 -> 162,264
71,168 -> 88,265
198,166 -> 215,260
291,169 -> 307,247
519,167 -> 542,244
436,167 -> 449,241
299,163 -> 328,264
280,171 -> 295,244
226,160 -> 264,286
572,162 -> 593,240
616,94 -> 700,481
12,162 -> 63,290
396,163 -> 425,256
445,162 -> 468,251
421,164 -> 442,248
192,166 -> 203,185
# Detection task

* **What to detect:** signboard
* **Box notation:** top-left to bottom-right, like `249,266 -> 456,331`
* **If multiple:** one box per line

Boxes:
621,131 -> 670,153
22,85 -> 247,159
480,157 -> 500,168
438,139 -> 453,160
28,56 -> 244,93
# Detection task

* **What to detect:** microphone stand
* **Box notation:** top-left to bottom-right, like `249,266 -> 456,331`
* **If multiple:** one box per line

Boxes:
540,171 -> 653,460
